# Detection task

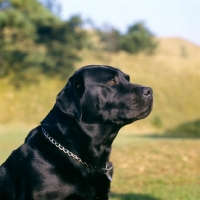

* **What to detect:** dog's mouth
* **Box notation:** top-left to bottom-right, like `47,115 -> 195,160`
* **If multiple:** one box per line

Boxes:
135,100 -> 153,120
136,110 -> 150,119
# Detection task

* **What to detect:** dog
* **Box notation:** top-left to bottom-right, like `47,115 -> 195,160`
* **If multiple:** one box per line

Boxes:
0,65 -> 153,199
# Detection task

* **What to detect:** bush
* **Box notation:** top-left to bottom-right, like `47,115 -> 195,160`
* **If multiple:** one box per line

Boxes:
164,120 -> 200,138
120,22 -> 158,54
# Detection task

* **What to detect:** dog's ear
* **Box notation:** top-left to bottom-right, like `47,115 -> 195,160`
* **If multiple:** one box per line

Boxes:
56,73 -> 84,121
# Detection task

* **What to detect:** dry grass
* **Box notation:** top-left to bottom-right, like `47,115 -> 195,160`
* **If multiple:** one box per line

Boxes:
1,37 -> 200,134
0,76 -> 65,125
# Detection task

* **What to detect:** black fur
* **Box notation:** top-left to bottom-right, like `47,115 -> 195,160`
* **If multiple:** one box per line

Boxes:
0,65 -> 153,199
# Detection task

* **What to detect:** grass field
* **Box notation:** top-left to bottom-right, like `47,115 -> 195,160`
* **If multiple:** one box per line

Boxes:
110,134 -> 200,200
0,127 -> 199,200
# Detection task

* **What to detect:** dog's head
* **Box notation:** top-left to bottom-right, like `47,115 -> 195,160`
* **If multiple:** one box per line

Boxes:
55,65 -> 153,126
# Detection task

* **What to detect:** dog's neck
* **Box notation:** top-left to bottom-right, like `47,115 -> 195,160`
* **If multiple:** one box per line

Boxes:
79,120 -> 119,148
69,120 -> 120,167
41,106 -> 121,167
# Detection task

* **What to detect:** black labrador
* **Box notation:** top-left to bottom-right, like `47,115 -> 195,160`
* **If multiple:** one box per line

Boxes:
0,65 -> 153,199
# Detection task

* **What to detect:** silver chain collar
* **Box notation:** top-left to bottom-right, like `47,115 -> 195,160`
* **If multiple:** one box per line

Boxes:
42,127 -> 113,172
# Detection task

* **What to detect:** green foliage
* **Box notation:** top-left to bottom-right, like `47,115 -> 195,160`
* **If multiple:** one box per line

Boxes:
96,22 -> 158,55
121,22 -> 158,54
0,0 -> 87,87
36,15 -> 87,78
152,115 -> 163,128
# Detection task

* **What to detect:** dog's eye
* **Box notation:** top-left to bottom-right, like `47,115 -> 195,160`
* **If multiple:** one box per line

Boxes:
108,79 -> 117,85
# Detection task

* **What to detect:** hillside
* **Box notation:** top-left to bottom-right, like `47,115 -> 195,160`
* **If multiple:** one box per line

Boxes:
1,37 -> 200,134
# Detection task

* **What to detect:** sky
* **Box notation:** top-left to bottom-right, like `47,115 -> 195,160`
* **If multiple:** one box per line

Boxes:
58,0 -> 200,46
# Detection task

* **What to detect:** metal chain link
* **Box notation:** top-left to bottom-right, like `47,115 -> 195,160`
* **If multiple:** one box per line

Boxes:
42,127 -> 112,172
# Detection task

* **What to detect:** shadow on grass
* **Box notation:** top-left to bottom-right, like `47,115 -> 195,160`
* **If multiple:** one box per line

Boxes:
110,193 -> 160,200
148,119 -> 200,139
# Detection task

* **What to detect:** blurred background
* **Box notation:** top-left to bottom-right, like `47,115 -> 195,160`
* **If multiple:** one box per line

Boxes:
0,0 -> 200,199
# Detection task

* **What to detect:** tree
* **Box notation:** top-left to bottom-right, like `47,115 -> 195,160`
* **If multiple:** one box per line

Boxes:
36,15 -> 87,77
120,22 -> 158,54
0,0 -> 87,87
97,24 -> 122,53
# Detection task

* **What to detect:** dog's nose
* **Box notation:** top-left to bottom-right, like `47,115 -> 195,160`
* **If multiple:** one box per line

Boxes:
142,87 -> 153,97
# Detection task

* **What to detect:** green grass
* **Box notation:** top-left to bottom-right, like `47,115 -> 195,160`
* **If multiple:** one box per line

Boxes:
110,133 -> 200,200
0,126 -> 199,200
0,125 -> 31,163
